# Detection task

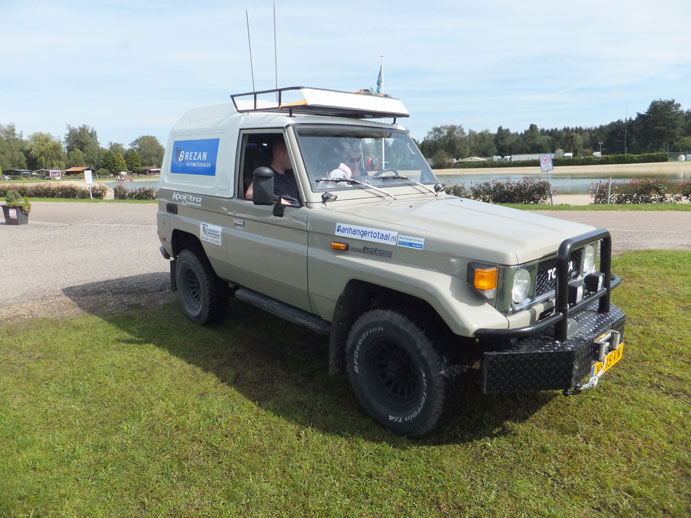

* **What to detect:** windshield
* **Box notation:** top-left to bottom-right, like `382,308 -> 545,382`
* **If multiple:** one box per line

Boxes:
295,126 -> 438,192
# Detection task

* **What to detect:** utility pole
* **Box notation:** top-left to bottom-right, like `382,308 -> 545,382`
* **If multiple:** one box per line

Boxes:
623,102 -> 628,154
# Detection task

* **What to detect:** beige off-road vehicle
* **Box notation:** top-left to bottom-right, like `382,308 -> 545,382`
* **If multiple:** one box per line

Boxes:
157,87 -> 625,436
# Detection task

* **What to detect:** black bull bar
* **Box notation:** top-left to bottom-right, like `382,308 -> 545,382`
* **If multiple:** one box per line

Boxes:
474,229 -> 625,393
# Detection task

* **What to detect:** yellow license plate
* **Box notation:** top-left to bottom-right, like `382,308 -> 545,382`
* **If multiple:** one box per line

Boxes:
591,343 -> 624,377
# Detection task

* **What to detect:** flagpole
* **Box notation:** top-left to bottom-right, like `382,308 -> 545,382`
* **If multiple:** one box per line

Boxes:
380,55 -> 384,93
380,56 -> 385,168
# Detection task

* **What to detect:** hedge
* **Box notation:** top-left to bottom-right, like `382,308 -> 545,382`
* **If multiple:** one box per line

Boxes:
445,177 -> 551,204
592,178 -> 691,204
113,185 -> 158,200
444,152 -> 669,169
0,183 -> 107,199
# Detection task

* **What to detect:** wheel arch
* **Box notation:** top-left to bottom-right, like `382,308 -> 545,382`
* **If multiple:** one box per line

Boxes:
171,229 -> 204,258
328,280 -> 460,375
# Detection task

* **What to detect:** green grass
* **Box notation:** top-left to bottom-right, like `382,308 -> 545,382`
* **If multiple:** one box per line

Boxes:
503,202 -> 691,211
1,251 -> 689,517
30,198 -> 157,203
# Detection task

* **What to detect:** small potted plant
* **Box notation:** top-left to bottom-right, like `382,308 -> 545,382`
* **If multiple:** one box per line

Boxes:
2,189 -> 31,225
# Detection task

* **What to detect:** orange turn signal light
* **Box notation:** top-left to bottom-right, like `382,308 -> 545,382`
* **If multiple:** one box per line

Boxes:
473,267 -> 498,291
331,242 -> 349,251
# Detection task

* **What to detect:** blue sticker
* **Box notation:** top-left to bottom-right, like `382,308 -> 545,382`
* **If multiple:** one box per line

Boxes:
397,235 -> 424,250
170,138 -> 220,176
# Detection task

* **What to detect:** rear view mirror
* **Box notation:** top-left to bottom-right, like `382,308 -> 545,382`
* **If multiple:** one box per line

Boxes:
252,167 -> 274,205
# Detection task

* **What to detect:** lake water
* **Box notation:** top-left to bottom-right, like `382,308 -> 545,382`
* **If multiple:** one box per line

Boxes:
435,172 -> 691,194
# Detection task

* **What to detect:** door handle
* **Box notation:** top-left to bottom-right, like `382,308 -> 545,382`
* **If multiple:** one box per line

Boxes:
233,217 -> 245,227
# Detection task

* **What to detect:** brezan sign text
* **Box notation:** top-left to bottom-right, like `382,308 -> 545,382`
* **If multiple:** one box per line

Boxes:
170,138 -> 220,176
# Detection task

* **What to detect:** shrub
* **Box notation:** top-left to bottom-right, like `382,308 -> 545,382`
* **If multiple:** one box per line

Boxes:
445,177 -> 551,204
114,185 -> 157,200
0,183 -> 107,200
592,178 -> 670,204
444,184 -> 468,197
679,180 -> 691,198
4,189 -> 31,214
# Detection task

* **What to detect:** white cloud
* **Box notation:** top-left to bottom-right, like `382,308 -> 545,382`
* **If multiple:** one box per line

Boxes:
1,0 -> 689,144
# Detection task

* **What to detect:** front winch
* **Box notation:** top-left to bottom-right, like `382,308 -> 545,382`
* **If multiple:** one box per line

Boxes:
563,330 -> 623,395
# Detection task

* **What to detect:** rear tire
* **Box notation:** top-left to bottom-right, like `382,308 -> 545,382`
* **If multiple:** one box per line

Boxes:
175,248 -> 228,325
345,309 -> 447,437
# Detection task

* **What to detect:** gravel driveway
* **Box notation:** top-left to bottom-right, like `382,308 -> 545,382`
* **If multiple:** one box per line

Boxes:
1,202 -> 689,323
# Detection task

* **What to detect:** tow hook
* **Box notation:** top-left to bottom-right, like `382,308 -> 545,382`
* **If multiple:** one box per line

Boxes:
563,330 -> 622,396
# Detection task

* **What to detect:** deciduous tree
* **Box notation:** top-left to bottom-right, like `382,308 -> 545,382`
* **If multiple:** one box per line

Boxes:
0,124 -> 28,170
419,125 -> 469,161
27,132 -> 65,170
468,130 -> 496,157
66,149 -> 87,168
109,142 -> 127,157
125,149 -> 142,173
130,135 -> 164,167
64,125 -> 101,167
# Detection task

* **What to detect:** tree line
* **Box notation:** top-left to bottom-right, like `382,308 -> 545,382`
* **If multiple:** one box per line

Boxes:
0,124 -> 165,174
3,98 -> 690,174
417,99 -> 691,163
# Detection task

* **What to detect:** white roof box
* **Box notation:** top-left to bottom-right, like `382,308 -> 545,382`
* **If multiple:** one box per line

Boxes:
231,86 -> 409,119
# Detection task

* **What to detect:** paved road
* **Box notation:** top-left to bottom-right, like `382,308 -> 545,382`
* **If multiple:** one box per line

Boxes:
0,202 -> 169,321
531,210 -> 691,253
1,202 -> 689,322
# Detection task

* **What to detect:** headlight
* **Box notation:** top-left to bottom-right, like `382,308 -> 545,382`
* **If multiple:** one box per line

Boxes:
512,268 -> 531,304
582,244 -> 596,274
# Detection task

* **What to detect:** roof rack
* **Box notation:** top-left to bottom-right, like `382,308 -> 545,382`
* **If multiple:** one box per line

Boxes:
230,86 -> 409,120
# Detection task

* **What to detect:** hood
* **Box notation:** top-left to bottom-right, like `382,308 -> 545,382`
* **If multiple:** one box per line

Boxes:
331,196 -> 595,264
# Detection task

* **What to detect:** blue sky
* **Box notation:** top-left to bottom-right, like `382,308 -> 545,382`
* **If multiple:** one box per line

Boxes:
2,0 -> 690,147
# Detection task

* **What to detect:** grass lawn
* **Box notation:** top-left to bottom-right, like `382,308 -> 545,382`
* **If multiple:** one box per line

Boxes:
29,198 -> 157,204
504,203 -> 691,211
1,250 -> 689,517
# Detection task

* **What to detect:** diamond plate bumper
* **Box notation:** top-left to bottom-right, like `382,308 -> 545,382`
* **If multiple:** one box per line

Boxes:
481,301 -> 626,393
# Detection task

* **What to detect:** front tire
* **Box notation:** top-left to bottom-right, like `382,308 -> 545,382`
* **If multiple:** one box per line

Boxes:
175,248 -> 228,325
345,309 -> 447,437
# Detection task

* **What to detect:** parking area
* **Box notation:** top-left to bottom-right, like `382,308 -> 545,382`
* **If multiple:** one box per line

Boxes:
1,202 -> 689,323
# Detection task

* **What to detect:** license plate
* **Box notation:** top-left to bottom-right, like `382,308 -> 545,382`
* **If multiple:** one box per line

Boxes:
591,343 -> 624,377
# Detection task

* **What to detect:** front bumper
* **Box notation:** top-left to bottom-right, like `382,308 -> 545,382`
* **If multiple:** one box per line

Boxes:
481,301 -> 625,393
474,228 -> 626,393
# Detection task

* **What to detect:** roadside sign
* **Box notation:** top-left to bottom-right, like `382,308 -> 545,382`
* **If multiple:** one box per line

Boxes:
84,169 -> 93,199
539,154 -> 553,173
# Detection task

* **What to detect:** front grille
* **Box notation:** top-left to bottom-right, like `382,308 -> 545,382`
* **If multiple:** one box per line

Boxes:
535,248 -> 583,297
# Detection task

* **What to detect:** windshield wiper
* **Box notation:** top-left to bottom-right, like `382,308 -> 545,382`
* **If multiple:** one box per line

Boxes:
315,177 -> 396,200
376,173 -> 437,196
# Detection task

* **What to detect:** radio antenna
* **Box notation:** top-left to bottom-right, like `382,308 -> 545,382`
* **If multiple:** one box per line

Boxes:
245,9 -> 256,92
273,1 -> 278,94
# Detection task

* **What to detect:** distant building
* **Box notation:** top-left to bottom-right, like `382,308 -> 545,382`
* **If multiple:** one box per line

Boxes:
4,169 -> 31,177
142,167 -> 161,175
64,166 -> 93,176
36,169 -> 62,180
510,153 -> 554,162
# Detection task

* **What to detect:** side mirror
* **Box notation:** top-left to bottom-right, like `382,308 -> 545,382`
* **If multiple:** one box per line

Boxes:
252,167 -> 274,205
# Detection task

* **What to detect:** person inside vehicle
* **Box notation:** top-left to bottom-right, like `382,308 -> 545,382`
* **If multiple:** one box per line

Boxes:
245,136 -> 300,206
327,142 -> 368,180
